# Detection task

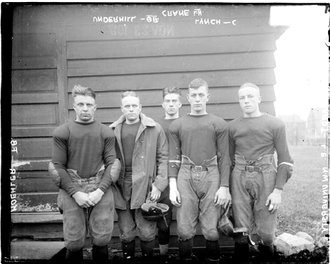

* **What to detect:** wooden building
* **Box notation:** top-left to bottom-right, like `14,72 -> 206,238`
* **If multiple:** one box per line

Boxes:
8,4 -> 285,260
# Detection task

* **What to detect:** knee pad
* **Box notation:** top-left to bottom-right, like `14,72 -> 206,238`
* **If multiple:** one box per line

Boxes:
204,229 -> 219,241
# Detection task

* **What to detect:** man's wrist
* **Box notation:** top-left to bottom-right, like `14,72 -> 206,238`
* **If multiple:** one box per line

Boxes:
96,188 -> 104,195
273,188 -> 283,194
169,178 -> 177,188
72,191 -> 81,198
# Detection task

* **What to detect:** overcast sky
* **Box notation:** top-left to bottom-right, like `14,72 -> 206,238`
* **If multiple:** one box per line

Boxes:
270,5 -> 328,120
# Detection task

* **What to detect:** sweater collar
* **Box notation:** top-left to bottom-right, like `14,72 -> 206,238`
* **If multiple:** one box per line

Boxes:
110,113 -> 156,128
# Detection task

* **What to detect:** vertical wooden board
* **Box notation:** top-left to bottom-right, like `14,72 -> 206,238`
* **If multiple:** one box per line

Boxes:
12,104 -> 58,126
12,69 -> 57,93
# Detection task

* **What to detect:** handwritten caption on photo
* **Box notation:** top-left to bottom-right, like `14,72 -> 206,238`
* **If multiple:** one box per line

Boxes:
93,8 -> 236,26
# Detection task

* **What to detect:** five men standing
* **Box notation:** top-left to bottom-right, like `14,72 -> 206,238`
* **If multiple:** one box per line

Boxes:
51,81 -> 292,262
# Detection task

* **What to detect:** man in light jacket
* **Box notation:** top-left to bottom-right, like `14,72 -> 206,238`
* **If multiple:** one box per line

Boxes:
110,91 -> 168,262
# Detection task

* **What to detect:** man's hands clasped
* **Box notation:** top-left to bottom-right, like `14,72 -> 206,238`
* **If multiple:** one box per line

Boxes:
72,188 -> 104,208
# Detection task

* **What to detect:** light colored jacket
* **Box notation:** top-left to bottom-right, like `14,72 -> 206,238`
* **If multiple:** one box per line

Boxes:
110,113 -> 168,210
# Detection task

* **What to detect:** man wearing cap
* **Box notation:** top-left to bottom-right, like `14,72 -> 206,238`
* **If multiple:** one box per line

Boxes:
168,78 -> 231,263
229,82 -> 293,262
110,91 -> 168,262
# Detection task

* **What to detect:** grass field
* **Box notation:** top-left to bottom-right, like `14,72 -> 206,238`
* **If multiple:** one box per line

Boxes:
276,145 -> 328,241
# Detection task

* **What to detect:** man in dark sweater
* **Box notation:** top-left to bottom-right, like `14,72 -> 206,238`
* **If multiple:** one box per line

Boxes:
229,82 -> 293,262
110,91 -> 168,262
155,86 -> 182,259
168,79 -> 231,263
51,85 -> 117,263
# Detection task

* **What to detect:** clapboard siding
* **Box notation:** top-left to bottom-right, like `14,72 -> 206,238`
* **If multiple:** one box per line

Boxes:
12,69 -> 57,93
15,193 -> 58,213
16,176 -> 58,193
12,57 -> 57,70
12,93 -> 58,104
14,160 -> 50,172
66,23 -> 280,41
68,69 -> 276,91
12,127 -> 56,138
67,52 -> 275,77
10,4 -> 284,259
15,138 -> 52,160
67,34 -> 275,59
12,104 -> 58,126
12,33 -> 57,57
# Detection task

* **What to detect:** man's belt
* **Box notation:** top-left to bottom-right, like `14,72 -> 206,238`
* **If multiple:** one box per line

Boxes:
245,165 -> 262,173
191,165 -> 208,172
72,176 -> 98,184
181,164 -> 209,172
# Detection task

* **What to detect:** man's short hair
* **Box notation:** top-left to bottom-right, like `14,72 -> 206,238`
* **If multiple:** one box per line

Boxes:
163,86 -> 181,98
121,90 -> 139,99
121,91 -> 140,104
72,85 -> 96,99
239,82 -> 260,93
188,78 -> 208,90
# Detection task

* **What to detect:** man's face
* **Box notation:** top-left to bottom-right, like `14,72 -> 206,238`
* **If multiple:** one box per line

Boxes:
162,93 -> 182,117
73,95 -> 96,123
238,86 -> 261,115
187,86 -> 209,114
121,96 -> 141,122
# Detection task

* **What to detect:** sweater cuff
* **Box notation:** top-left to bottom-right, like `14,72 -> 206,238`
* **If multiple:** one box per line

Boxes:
219,164 -> 231,187
275,164 -> 293,189
153,178 -> 167,192
169,161 -> 180,178
66,185 -> 81,197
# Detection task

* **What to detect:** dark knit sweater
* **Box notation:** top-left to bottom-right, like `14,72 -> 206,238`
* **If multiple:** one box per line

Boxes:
168,113 -> 231,187
228,114 -> 293,189
52,120 -> 116,196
